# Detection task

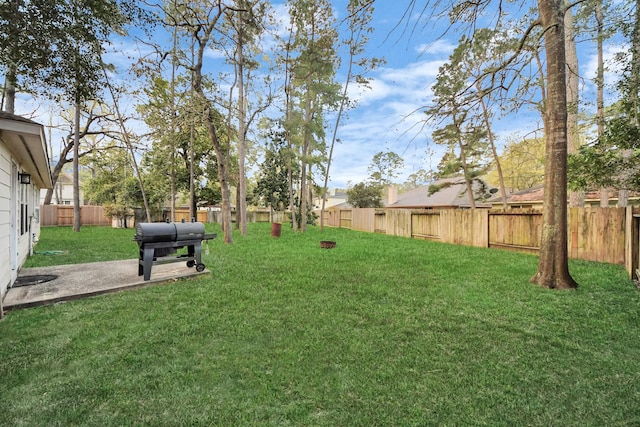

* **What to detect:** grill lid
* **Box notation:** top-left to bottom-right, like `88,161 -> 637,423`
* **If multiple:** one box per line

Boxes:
175,222 -> 206,240
134,222 -> 206,244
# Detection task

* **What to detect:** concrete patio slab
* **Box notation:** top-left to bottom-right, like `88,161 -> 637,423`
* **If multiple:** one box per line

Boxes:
3,259 -> 210,311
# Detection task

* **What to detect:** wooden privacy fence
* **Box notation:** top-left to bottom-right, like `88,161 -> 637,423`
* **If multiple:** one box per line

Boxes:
207,210 -> 288,224
324,207 -> 640,278
42,205 -> 287,227
40,205 -> 111,226
174,209 -> 209,223
162,209 -> 287,224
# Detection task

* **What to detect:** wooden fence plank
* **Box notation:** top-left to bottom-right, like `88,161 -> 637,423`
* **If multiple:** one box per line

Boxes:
489,211 -> 542,253
411,211 -> 441,240
174,209 -> 208,223
339,209 -> 353,229
386,209 -> 412,238
375,211 -> 386,233
352,208 -> 376,232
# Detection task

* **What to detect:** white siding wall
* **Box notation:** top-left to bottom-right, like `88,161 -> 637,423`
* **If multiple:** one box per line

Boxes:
0,143 -> 11,300
32,203 -> 41,245
0,143 -> 43,302
39,180 -> 82,205
59,182 -> 75,204
16,184 -> 38,268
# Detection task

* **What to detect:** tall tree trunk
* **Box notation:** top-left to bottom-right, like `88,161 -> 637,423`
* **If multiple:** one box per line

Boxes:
618,189 -> 629,207
632,0 -> 640,123
565,6 -> 583,207
73,101 -> 81,232
284,25 -> 297,233
237,34 -> 248,235
170,27 -> 178,222
45,161 -> 66,205
2,66 -> 16,114
103,68 -> 152,223
299,89 -> 313,232
320,3 -> 358,231
170,157 -> 176,221
595,0 -> 609,207
452,112 -> 476,209
530,0 -> 578,289
44,135 -> 74,205
477,82 -> 507,209
202,106 -> 233,242
189,122 -> 196,220
287,148 -> 297,232
192,71 -> 232,242
459,140 -> 476,209
187,7 -> 233,242
320,69 -> 347,230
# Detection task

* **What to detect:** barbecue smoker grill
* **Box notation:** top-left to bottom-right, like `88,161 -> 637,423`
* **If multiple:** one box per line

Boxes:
133,221 -> 216,281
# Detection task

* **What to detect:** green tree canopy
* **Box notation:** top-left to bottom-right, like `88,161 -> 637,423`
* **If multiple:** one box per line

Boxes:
347,181 -> 383,208
253,131 -> 294,211
368,151 -> 405,186
486,137 -> 545,191
0,0 -> 148,105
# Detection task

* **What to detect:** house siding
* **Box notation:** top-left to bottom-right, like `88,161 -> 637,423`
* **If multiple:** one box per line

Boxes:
0,143 -> 12,300
39,173 -> 84,205
0,139 -> 44,302
0,114 -> 51,317
16,183 -> 39,268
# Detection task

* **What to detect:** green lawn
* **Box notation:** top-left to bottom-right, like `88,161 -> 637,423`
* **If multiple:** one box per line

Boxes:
25,225 -> 139,267
3,223 -> 640,425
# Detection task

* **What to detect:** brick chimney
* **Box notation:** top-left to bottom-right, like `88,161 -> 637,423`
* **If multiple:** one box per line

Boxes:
387,185 -> 398,205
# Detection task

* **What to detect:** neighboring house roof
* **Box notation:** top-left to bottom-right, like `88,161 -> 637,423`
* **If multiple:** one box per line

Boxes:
491,184 -> 544,204
56,172 -> 74,185
314,188 -> 351,209
0,112 -> 53,188
491,185 -> 640,205
386,178 -> 491,209
331,201 -> 352,209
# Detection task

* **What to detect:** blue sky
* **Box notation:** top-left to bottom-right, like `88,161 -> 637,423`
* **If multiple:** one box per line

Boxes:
275,0 -> 623,189
323,1 -> 455,187
15,0 -> 624,190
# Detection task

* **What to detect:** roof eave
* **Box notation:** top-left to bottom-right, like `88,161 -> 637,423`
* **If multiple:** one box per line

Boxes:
0,115 -> 53,189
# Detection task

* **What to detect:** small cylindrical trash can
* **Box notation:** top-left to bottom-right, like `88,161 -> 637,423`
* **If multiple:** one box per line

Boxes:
271,222 -> 282,237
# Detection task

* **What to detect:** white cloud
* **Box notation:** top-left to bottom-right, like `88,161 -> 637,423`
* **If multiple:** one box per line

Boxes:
380,60 -> 445,85
582,43 -> 626,83
579,42 -> 626,112
323,55 -> 451,187
204,46 -> 226,60
414,39 -> 456,56
347,79 -> 395,105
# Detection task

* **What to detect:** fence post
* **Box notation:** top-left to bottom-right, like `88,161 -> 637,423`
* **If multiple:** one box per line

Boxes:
625,206 -> 638,279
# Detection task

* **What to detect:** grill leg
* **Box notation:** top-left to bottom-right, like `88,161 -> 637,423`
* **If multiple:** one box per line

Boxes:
139,246 -> 155,281
190,244 -> 202,265
194,245 -> 202,265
